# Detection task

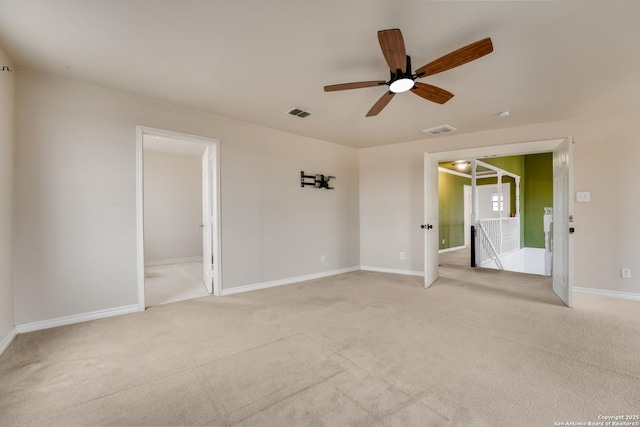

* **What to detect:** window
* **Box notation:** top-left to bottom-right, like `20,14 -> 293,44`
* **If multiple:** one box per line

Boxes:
491,192 -> 504,212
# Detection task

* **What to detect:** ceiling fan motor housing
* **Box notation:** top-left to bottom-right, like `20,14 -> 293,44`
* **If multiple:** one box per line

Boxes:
388,56 -> 417,93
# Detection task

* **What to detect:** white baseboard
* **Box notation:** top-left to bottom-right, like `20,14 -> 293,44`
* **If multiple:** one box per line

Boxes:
221,266 -> 361,296
438,245 -> 467,254
144,256 -> 202,267
0,327 -> 17,356
360,265 -> 424,277
16,305 -> 140,334
573,287 -> 640,302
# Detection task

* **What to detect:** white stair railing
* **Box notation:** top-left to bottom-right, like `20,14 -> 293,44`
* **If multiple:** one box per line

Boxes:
477,222 -> 504,270
476,217 -> 521,268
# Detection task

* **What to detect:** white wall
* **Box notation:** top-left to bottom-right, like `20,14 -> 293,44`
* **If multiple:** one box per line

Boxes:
143,150 -> 202,262
359,142 -> 425,271
14,66 -> 639,328
360,113 -> 640,295
14,70 -> 360,325
477,184 -> 510,219
0,45 -> 15,347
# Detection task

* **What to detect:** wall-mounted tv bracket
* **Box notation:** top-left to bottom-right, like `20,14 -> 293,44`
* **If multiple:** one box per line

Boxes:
301,171 -> 335,189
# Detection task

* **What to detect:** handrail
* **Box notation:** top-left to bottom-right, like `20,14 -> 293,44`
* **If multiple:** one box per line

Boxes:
477,217 -> 520,258
477,222 -> 504,270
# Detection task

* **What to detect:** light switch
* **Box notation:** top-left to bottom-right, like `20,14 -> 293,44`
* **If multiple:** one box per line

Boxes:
576,192 -> 591,202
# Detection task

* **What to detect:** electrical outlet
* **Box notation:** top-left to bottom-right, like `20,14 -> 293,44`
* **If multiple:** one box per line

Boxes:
400,252 -> 405,260
442,239 -> 445,245
621,269 -> 631,279
321,255 -> 326,263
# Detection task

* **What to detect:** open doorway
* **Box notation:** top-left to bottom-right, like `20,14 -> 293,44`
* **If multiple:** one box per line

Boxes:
424,137 -> 573,306
439,154 -> 551,276
135,127 -> 221,310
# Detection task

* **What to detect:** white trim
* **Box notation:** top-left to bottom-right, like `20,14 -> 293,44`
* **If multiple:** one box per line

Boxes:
574,287 -> 640,302
211,140 -> 222,297
439,245 -> 466,254
430,139 -> 565,162
16,305 -> 139,334
135,127 -> 145,311
438,167 -> 471,179
220,267 -> 360,296
438,167 -> 497,180
144,256 -> 202,267
438,166 -> 498,179
475,159 -> 520,180
360,266 -> 425,277
0,327 -> 17,356
438,167 -> 520,179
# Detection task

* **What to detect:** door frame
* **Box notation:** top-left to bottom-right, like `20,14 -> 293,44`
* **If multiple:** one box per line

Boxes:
135,126 -> 222,311
201,146 -> 215,294
463,185 -> 471,247
425,138 -> 572,297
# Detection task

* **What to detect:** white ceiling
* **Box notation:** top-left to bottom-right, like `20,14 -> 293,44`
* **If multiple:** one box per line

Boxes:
1,0 -> 639,149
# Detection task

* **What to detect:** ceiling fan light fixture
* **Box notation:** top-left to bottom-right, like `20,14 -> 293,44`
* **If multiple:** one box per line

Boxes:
389,78 -> 414,93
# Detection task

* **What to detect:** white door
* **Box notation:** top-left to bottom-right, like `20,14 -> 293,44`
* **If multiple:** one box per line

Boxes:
552,137 -> 573,307
201,147 -> 214,294
424,153 -> 439,287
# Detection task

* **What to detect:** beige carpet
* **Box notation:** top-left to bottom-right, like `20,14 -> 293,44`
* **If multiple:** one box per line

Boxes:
1,258 -> 639,426
144,261 -> 209,307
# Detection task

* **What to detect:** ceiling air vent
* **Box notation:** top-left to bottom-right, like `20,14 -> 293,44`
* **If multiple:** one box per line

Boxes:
287,107 -> 313,118
422,124 -> 457,136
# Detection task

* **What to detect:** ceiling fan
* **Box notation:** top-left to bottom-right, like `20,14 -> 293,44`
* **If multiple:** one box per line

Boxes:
324,29 -> 493,117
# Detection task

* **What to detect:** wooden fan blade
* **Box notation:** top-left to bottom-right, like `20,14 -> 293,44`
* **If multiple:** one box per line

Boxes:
415,37 -> 493,77
378,29 -> 406,73
411,82 -> 454,104
324,81 -> 386,92
366,91 -> 395,117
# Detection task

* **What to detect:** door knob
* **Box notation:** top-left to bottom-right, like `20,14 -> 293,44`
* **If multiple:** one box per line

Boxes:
421,224 -> 433,230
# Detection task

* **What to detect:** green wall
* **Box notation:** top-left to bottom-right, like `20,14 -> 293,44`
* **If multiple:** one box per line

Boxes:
523,153 -> 553,248
438,171 -> 469,250
438,153 -> 552,250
